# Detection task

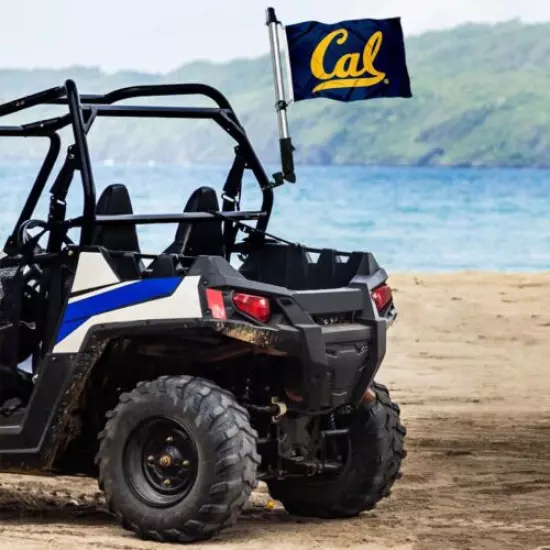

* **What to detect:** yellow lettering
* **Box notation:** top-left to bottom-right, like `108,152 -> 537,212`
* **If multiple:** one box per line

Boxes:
362,32 -> 384,77
333,53 -> 363,78
310,29 -> 348,80
310,29 -> 387,93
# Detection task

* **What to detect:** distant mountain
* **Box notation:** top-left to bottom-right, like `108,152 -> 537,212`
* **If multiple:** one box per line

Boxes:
0,20 -> 549,168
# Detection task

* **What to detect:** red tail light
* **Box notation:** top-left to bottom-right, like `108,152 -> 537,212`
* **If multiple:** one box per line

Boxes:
372,284 -> 392,312
233,292 -> 271,323
205,289 -> 227,320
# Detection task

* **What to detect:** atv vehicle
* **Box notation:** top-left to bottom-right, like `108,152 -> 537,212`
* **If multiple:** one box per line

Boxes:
0,80 -> 406,543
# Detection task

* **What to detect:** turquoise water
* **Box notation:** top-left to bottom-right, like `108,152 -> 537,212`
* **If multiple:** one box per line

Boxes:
1,162 -> 549,272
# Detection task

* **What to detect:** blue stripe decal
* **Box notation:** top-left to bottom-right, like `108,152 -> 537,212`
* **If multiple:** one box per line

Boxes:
56,318 -> 88,344
56,277 -> 183,344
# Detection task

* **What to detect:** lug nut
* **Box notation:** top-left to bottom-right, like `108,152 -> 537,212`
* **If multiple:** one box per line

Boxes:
159,455 -> 173,467
166,436 -> 174,443
147,455 -> 155,464
182,460 -> 191,467
163,479 -> 172,487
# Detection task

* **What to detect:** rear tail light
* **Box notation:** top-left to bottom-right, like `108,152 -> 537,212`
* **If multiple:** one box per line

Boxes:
233,292 -> 271,323
371,284 -> 392,312
205,289 -> 227,320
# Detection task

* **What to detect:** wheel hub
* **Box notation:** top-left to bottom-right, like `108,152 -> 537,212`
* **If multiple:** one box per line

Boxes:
158,454 -> 172,468
124,417 -> 199,508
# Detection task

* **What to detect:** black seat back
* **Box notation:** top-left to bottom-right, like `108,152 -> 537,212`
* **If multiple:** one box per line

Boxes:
93,184 -> 140,252
92,184 -> 142,280
164,186 -> 224,257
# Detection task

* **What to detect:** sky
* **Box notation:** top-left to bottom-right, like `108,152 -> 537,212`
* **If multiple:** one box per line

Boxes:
0,0 -> 548,73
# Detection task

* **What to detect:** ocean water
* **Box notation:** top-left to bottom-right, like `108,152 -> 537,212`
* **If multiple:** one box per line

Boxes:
0,161 -> 549,272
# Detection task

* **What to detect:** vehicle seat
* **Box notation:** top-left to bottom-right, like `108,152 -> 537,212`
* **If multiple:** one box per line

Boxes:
92,183 -> 143,280
155,186 -> 224,261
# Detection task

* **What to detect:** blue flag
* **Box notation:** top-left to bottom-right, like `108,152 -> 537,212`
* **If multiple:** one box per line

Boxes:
285,17 -> 412,102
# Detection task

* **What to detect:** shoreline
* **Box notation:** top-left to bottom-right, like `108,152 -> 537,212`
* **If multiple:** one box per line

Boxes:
2,159 -> 550,171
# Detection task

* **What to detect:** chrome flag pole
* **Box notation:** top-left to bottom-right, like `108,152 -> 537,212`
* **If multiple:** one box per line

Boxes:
266,6 -> 296,184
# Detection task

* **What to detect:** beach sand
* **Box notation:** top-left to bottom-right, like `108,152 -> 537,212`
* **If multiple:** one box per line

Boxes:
1,272 -> 549,549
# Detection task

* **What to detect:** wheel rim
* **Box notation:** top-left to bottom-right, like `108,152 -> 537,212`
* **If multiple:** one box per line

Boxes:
123,417 -> 199,508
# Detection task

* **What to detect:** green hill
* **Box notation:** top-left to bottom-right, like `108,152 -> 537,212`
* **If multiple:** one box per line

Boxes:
0,19 -> 549,168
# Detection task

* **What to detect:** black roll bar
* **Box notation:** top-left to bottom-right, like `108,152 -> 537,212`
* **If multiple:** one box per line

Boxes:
93,211 -> 268,226
89,104 -> 233,119
4,134 -> 62,254
0,86 -> 66,118
0,79 -> 276,250
47,83 -> 234,111
65,80 -> 97,246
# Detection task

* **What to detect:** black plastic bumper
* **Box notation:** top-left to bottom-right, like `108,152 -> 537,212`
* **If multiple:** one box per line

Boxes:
190,255 -> 393,413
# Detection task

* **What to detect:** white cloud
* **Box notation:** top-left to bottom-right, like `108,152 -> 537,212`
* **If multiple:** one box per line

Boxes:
0,0 -> 547,71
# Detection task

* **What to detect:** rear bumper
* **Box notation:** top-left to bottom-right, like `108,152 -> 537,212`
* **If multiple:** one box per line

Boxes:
189,255 -> 394,413
252,283 -> 393,412
273,310 -> 389,412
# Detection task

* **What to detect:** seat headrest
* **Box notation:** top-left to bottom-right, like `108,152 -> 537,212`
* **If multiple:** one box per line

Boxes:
96,183 -> 134,216
92,183 -> 141,254
175,186 -> 220,243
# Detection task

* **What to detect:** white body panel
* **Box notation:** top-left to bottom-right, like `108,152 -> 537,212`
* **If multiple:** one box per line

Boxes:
71,252 -> 120,293
53,251 -> 203,354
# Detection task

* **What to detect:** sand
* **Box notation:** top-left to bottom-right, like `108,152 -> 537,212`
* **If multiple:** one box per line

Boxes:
1,272 -> 549,550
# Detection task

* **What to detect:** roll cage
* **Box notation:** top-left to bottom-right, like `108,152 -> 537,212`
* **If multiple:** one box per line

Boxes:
0,79 -> 275,261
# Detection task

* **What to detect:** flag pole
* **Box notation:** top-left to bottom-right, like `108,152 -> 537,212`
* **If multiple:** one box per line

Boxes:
266,6 -> 296,184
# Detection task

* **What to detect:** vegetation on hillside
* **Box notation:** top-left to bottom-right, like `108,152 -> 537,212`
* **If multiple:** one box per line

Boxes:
0,20 -> 548,167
